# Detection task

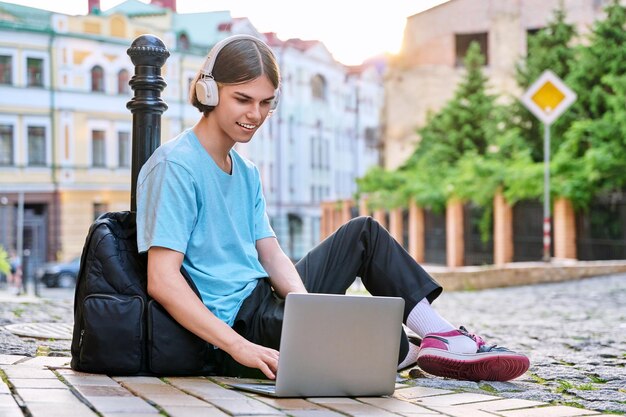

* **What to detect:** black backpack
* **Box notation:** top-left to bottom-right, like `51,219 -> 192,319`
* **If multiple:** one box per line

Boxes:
70,211 -> 217,376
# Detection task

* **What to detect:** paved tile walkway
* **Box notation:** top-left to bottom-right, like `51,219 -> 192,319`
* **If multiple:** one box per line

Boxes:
0,355 -> 615,417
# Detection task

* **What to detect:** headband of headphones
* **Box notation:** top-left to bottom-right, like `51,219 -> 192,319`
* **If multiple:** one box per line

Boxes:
196,34 -> 279,109
199,34 -> 263,79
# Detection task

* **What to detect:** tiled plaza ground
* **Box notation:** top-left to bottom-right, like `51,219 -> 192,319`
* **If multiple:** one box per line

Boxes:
0,355 -> 615,417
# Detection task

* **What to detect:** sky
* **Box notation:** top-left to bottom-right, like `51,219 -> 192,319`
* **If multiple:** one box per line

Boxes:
4,0 -> 449,65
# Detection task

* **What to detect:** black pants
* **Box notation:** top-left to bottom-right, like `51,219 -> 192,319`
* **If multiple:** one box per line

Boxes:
217,216 -> 443,377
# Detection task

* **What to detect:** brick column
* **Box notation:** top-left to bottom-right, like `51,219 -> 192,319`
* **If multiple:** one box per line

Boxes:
320,202 -> 333,240
332,202 -> 342,233
340,200 -> 353,225
446,199 -> 464,267
388,208 -> 404,245
493,189 -> 513,265
408,200 -> 425,263
554,197 -> 577,259
358,198 -> 370,218
373,209 -> 387,230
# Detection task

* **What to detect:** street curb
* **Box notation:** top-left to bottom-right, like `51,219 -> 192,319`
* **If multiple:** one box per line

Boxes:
426,260 -> 626,291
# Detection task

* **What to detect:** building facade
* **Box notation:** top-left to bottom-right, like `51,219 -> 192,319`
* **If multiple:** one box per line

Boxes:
240,36 -> 382,259
0,0 -> 382,274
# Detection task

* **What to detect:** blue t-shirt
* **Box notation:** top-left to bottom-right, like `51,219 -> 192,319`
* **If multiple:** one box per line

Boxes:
136,129 -> 275,326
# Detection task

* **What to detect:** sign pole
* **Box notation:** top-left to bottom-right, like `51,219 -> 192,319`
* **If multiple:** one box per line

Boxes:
543,122 -> 551,261
520,70 -> 576,263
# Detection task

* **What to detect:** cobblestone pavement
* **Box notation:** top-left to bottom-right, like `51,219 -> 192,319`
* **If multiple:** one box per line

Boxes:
0,289 -> 73,357
428,273 -> 626,414
0,274 -> 624,415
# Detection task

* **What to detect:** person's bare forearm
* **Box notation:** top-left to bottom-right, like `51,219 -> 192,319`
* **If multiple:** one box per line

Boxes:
265,252 -> 307,297
148,268 -> 243,351
257,238 -> 307,297
147,247 -> 279,378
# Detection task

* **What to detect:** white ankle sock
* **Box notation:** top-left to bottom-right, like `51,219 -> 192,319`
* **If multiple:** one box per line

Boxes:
406,298 -> 455,338
397,338 -> 420,370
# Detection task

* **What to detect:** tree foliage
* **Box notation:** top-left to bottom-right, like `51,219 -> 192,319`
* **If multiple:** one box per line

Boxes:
511,5 -> 577,162
357,1 -> 626,218
358,42 -> 503,213
552,0 -> 626,207
567,0 -> 626,120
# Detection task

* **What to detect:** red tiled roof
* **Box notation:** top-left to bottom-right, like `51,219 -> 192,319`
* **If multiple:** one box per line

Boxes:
217,22 -> 232,32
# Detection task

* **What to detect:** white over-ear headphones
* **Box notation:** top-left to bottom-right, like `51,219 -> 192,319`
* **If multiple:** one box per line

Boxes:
195,34 -> 279,110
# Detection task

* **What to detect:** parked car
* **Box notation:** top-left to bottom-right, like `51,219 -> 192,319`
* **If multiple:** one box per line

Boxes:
36,257 -> 80,288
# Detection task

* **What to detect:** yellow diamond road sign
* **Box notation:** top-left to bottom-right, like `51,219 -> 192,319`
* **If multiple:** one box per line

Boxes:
521,70 -> 576,125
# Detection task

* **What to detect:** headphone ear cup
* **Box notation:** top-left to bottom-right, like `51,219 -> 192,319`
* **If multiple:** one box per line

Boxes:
195,78 -> 219,106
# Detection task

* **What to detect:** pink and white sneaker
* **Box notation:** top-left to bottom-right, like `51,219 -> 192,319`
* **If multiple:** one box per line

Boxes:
417,326 -> 530,382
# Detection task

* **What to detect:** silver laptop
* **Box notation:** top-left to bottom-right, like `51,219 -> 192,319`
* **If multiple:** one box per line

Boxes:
226,292 -> 404,397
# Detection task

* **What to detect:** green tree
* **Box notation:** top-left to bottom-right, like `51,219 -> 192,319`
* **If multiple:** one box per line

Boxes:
410,41 -> 506,209
358,41 -> 505,215
510,5 -> 577,162
552,0 -> 626,207
567,0 -> 626,120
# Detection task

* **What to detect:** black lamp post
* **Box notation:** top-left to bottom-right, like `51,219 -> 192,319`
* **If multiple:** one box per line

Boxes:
126,35 -> 170,212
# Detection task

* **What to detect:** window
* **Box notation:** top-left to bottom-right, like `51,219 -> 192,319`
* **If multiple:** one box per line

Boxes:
364,127 -> 379,149
118,131 -> 130,167
91,65 -> 104,92
110,16 -> 126,38
310,136 -> 317,169
288,116 -> 295,144
178,33 -> 190,51
455,32 -> 488,66
311,216 -> 320,246
0,56 -> 11,85
27,126 -> 46,166
117,69 -> 130,94
289,164 -> 295,194
187,76 -> 194,95
0,124 -> 13,165
27,57 -> 44,87
93,202 -> 108,220
92,130 -> 106,167
323,138 -> 329,169
311,74 -> 327,100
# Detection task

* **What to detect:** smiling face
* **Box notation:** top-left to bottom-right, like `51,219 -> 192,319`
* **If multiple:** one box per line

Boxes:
208,75 -> 276,146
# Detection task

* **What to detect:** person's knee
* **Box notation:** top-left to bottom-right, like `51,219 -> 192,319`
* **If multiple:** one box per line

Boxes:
346,216 -> 386,235
336,216 -> 383,244
346,215 -> 376,229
